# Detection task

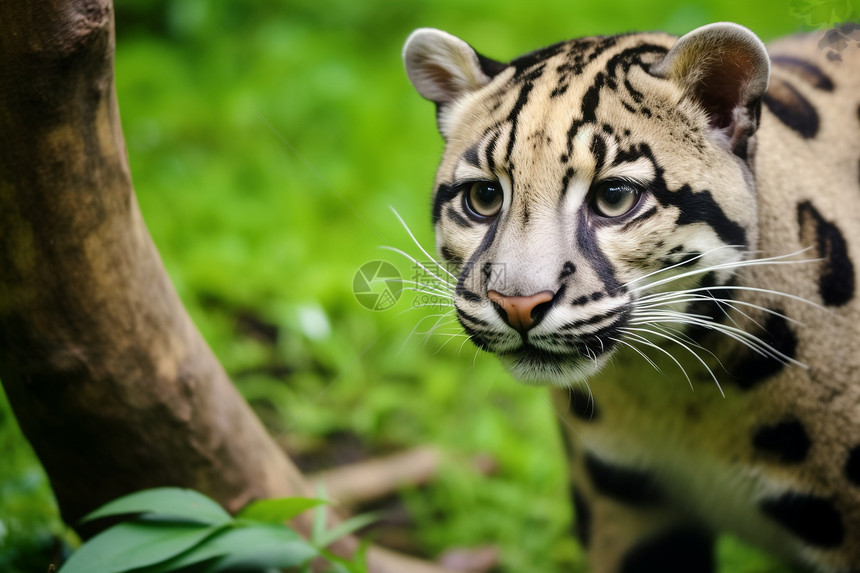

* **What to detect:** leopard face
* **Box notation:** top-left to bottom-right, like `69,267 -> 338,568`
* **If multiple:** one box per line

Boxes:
405,25 -> 768,385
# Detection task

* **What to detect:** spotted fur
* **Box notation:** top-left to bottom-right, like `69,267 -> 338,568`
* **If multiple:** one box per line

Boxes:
404,22 -> 860,572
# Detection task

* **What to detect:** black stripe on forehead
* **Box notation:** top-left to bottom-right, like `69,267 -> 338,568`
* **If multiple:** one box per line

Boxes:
509,42 -> 566,75
504,70 -> 541,163
485,131 -> 500,173
590,133 -> 607,175
563,43 -> 668,160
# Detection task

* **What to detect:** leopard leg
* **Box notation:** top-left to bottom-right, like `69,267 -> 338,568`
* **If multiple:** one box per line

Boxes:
563,427 -> 715,573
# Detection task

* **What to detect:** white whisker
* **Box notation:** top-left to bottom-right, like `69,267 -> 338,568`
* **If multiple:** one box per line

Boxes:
635,293 -> 804,326
629,309 -> 805,368
389,206 -> 458,281
623,325 -> 724,397
622,244 -> 742,288
619,328 -> 693,389
379,245 -> 456,289
610,337 -> 660,372
631,248 -> 819,294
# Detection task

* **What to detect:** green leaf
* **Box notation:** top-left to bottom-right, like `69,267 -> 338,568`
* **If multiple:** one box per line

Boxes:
318,548 -> 367,573
236,497 -> 328,525
136,523 -> 317,573
315,513 -> 378,549
82,488 -> 232,526
59,519 -> 224,573
312,485 -> 329,545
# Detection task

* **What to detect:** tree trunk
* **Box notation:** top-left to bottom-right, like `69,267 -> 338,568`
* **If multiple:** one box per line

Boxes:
0,3 -> 446,572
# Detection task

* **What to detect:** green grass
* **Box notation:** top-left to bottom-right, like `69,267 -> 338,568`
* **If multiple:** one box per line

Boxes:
0,1 -> 810,571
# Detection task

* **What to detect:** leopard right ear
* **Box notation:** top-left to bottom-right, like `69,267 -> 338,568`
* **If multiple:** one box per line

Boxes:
650,23 -> 770,157
403,28 -> 505,105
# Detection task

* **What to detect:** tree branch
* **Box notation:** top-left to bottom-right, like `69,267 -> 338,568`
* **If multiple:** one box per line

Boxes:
0,3 -> 450,571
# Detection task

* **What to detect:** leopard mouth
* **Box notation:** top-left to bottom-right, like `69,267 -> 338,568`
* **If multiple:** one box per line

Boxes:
457,302 -> 629,385
498,343 -> 609,386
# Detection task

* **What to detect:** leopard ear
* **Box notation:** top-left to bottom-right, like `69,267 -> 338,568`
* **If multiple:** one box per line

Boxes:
651,22 -> 770,156
403,28 -> 505,105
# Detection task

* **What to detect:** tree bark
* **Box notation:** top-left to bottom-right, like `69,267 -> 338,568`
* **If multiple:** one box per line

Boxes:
0,3 -> 447,572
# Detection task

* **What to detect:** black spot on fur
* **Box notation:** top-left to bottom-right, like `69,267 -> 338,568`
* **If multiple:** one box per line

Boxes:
669,186 -> 746,247
752,419 -> 811,463
729,312 -> 797,389
571,487 -> 592,548
763,77 -> 819,138
797,201 -> 855,306
559,261 -> 577,281
845,445 -> 860,486
439,245 -> 462,266
568,387 -> 599,421
619,525 -> 714,573
462,143 -> 481,167
584,453 -> 663,505
771,56 -> 834,91
761,493 -> 845,547
550,83 -> 569,98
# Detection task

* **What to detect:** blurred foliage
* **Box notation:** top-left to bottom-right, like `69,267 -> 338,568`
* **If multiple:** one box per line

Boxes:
1,1 -> 814,571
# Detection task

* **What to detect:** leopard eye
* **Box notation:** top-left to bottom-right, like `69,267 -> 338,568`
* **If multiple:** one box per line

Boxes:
592,180 -> 641,218
464,181 -> 503,219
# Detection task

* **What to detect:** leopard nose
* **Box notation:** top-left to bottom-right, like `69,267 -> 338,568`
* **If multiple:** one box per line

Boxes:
487,290 -> 555,333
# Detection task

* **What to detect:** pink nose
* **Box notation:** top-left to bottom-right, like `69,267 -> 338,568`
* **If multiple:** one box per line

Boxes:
487,290 -> 555,333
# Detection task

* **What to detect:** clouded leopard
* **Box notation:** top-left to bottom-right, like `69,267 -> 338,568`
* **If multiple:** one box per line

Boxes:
403,22 -> 860,573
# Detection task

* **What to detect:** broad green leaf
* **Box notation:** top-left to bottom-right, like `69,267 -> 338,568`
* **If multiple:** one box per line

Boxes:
82,488 -> 232,526
236,497 -> 328,524
136,523 -> 317,573
59,519 -> 224,573
315,513 -> 378,548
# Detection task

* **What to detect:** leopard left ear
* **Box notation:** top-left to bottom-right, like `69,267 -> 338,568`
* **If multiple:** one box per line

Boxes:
651,22 -> 770,157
